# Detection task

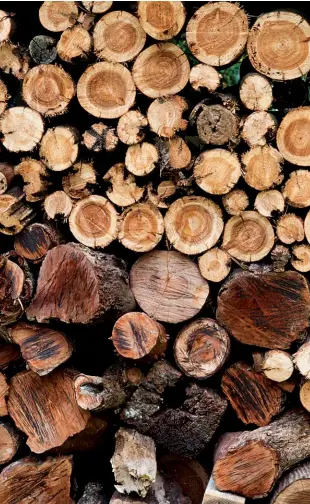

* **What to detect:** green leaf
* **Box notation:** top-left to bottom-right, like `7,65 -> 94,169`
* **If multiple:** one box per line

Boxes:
219,53 -> 248,89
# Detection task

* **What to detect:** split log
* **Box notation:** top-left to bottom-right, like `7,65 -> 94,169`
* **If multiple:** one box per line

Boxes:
217,269 -> 310,349
40,126 -> 79,171
118,203 -> 164,252
138,1 -> 185,40
147,95 -> 188,137
159,137 -> 192,171
130,250 -> 209,323
194,149 -> 241,195
189,64 -> 221,92
247,11 -> 310,80
0,455 -> 73,504
174,318 -> 230,379
198,248 -> 231,283
0,421 -> 20,464
213,408 -> 310,498
22,64 -> 75,116
8,322 -> 72,375
0,163 -> 15,195
112,312 -> 168,362
14,223 -> 61,263
222,189 -> 249,216
0,107 -> 44,152
293,338 -> 310,379
254,190 -> 285,217
164,196 -> 223,255
241,111 -> 277,147
74,363 -> 143,411
221,362 -> 284,427
62,162 -> 96,199
242,146 -> 283,191
271,461 -> 310,504
15,158 -> 50,202
256,350 -> 294,383
0,10 -> 15,42
222,211 -> 274,262
8,368 -> 89,453
83,122 -> 119,152
186,2 -> 248,66
276,214 -> 304,245
277,108 -> 310,166
44,190 -> 73,220
0,41 -> 29,79
133,44 -> 190,98
159,454 -> 208,504
291,245 -> 310,272
271,245 -> 291,273
0,373 -> 8,416
0,187 -> 35,234
282,170 -> 310,208
195,104 -> 239,146
203,475 -> 245,504
27,242 -> 135,324
125,143 -> 158,176
0,252 -> 34,325
239,73 -> 273,111
39,1 -> 78,32
103,163 -> 144,207
69,195 -> 118,248
82,1 -> 112,14
29,35 -> 57,64
0,78 -> 8,116
57,25 -> 91,62
77,62 -> 136,119
111,427 -> 156,497
0,342 -> 20,370
94,11 -> 145,62
123,362 -> 227,456
117,110 -> 147,145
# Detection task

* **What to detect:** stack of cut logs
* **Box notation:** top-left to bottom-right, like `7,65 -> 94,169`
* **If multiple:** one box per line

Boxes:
1,1 -> 310,503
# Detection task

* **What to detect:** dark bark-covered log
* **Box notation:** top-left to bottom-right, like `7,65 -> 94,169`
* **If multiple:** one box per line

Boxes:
130,250 -> 209,324
83,122 -> 119,152
0,455 -> 73,504
221,362 -> 284,427
213,408 -> 310,498
112,312 -> 168,362
111,427 -> 157,497
122,360 -> 227,457
8,322 -> 72,375
14,223 -> 61,263
0,421 -> 20,464
62,161 -> 96,200
78,483 -> 109,504
271,461 -> 310,504
29,35 -> 57,64
8,368 -> 90,453
0,163 -> 15,195
0,252 -> 34,325
174,318 -> 230,379
74,362 -> 143,411
195,105 -> 239,147
217,269 -> 310,349
27,242 -> 135,325
0,187 -> 36,234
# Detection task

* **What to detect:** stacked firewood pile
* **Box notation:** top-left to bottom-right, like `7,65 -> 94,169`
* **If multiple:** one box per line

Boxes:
1,0 -> 310,502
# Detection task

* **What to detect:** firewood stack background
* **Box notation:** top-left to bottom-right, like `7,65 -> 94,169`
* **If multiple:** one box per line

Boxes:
2,0 -> 310,502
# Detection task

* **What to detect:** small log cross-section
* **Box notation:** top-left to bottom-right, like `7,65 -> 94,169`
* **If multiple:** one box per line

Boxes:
39,1 -> 78,31
130,250 -> 209,324
222,190 -> 249,216
277,108 -> 310,166
242,146 -> 283,191
27,243 -> 135,325
117,110 -> 147,145
194,149 -> 241,195
125,142 -> 158,176
164,196 -> 224,255
83,122 -> 119,152
217,269 -> 310,349
198,248 -> 231,283
118,203 -> 164,253
57,25 -> 91,62
195,105 -> 239,146
239,73 -> 273,111
8,368 -> 89,453
221,362 -> 284,427
94,11 -> 146,63
0,455 -> 73,504
259,350 -> 294,383
186,2 -> 248,66
294,339 -> 310,379
62,162 -> 96,200
40,126 -> 78,171
103,163 -> 144,207
254,190 -> 285,217
0,373 -> 8,416
190,64 -> 221,92
44,190 -> 73,220
241,111 -> 278,147
132,43 -> 190,98
174,318 -> 230,379
8,322 -> 72,375
15,158 -> 49,203
112,312 -> 168,362
14,223 -> 60,263
271,461 -> 310,504
0,78 -> 8,116
69,195 -> 118,248
29,35 -> 57,64
213,408 -> 310,498
138,1 -> 185,40
0,107 -> 44,153
282,170 -> 310,208
147,95 -> 188,137
111,427 -> 157,497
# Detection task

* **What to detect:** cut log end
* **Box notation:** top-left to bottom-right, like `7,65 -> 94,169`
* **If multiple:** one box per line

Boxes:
194,149 -> 241,195
62,162 -> 96,200
261,350 -> 294,383
103,163 -> 144,207
282,170 -> 310,208
44,190 -> 73,220
196,104 -> 239,146
254,190 -> 285,218
39,1 -> 78,32
82,122 -> 119,152
222,189 -> 249,216
241,111 -> 278,147
0,107 -> 44,153
277,214 -> 304,245
57,25 -> 91,62
119,203 -> 164,253
198,247 -> 231,283
242,146 -> 283,191
15,158 -> 49,202
14,223 -> 60,263
148,95 -> 188,138
125,142 -> 158,176
240,73 -> 273,111
291,245 -> 310,273
138,1 -> 186,40
189,64 -> 221,92
277,108 -> 310,166
40,126 -> 78,171
117,110 -> 148,145
29,35 -> 57,64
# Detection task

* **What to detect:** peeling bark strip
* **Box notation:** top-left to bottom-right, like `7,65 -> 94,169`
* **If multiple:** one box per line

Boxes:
217,269 -> 310,349
27,243 -> 135,325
